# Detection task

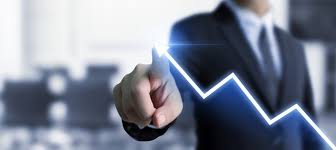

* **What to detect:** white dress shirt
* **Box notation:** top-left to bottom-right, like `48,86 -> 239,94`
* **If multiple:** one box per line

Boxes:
225,0 -> 282,77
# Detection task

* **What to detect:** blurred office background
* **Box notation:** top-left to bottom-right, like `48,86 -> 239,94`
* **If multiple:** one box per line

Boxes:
0,0 -> 335,149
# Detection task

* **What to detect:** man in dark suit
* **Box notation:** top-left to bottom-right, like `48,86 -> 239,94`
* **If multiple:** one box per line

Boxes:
113,0 -> 324,149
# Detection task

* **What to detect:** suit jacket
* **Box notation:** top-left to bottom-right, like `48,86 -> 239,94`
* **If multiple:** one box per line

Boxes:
122,3 -> 324,150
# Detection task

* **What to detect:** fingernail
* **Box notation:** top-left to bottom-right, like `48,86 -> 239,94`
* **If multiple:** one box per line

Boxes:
157,114 -> 166,127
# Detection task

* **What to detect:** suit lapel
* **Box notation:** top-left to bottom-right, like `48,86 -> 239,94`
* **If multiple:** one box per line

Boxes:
213,3 -> 276,112
275,28 -> 301,110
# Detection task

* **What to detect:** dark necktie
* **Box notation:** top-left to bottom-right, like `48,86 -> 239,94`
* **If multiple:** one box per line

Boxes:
258,26 -> 279,107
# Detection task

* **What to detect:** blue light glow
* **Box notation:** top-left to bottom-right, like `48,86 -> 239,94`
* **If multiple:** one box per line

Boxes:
154,43 -> 336,149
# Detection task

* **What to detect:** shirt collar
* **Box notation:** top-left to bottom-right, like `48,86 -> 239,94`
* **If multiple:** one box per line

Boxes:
225,0 -> 274,33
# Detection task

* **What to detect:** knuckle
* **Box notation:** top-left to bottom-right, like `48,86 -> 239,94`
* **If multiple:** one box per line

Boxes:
114,96 -> 121,107
120,74 -> 129,85
134,64 -> 150,74
140,109 -> 154,121
113,89 -> 123,110
131,80 -> 147,96
134,64 -> 144,72
131,104 -> 153,121
112,85 -> 120,97
132,105 -> 151,120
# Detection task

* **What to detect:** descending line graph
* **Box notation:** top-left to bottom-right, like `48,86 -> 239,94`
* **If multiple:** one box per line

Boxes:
154,43 -> 336,149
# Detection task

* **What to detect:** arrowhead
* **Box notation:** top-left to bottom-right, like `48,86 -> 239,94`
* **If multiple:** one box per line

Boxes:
154,42 -> 169,57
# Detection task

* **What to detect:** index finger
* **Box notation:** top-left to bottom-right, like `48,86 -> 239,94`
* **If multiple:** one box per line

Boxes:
151,44 -> 170,77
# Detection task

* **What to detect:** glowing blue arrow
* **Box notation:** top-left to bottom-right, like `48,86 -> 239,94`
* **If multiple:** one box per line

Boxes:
154,43 -> 336,149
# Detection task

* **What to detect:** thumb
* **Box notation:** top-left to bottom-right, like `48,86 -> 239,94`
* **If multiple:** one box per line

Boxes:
150,45 -> 170,78
152,93 -> 183,128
